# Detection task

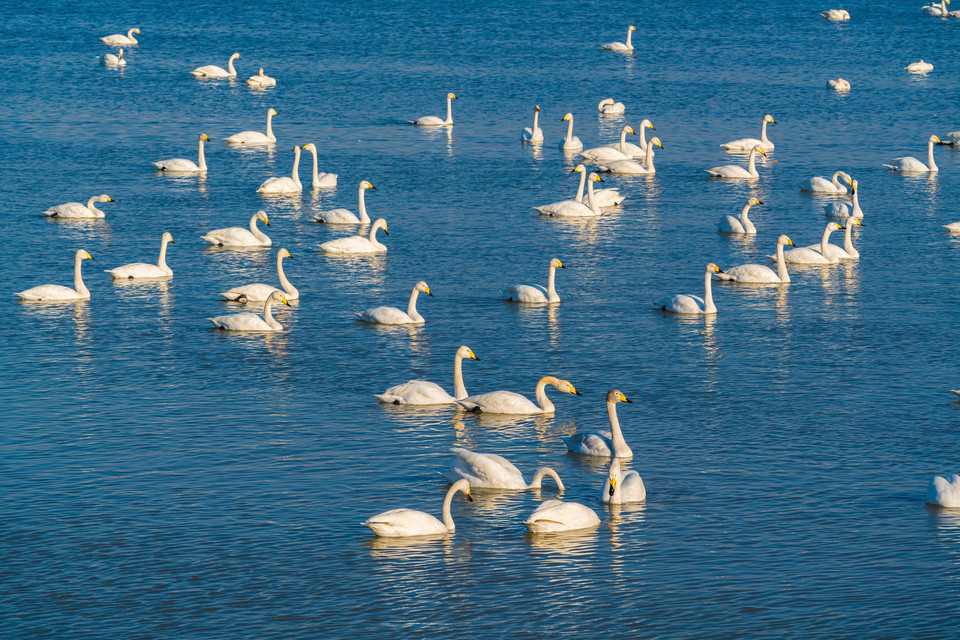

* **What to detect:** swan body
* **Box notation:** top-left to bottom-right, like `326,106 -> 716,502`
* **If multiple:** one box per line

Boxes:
300,143 -> 338,188
654,264 -> 722,314
106,232 -> 175,279
602,458 -> 646,504
313,181 -> 374,224
218,248 -> 298,302
442,448 -> 565,492
943,222 -> 960,232
502,258 -> 564,303
598,98 -> 626,115
535,173 -> 603,217
922,0 -> 950,15
208,289 -> 290,332
558,113 -> 583,151
192,52 -> 240,78
827,78 -> 851,91
101,49 -> 126,66
458,376 -> 580,415
884,135 -> 941,172
926,475 -> 960,508
319,218 -> 388,254
716,198 -> 762,234
246,68 -> 276,87
412,92 -> 457,126
804,217 -> 862,260
721,115 -> 776,151
825,179 -> 864,219
521,105 -> 544,143
601,25 -> 636,51
562,390 -> 633,458
774,223 -> 842,264
100,28 -> 139,45
707,144 -> 766,179
364,479 -> 472,537
599,137 -> 662,174
226,108 -> 276,144
906,60 -> 934,73
605,118 -> 655,158
258,145 -> 302,194
375,345 -> 479,405
202,210 -> 271,247
820,9 -> 850,20
580,126 -> 635,162
716,235 -> 794,284
43,194 -> 113,219
153,133 -> 208,172
358,281 -> 432,325
525,500 -> 600,533
800,170 -> 850,193
15,250 -> 93,302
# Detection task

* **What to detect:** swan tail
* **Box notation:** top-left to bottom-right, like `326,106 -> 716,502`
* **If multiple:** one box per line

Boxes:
456,400 -> 480,412
950,390 -> 960,398
312,215 -> 327,223
374,393 -> 404,404
714,273 -> 738,282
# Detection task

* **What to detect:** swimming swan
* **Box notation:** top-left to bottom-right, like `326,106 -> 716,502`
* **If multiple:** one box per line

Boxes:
558,113 -> 583,151
534,166 -> 621,212
43,194 -> 113,219
100,28 -> 139,45
257,145 -> 302,194
562,389 -> 634,458
884,135 -> 941,172
721,115 -> 776,151
654,264 -> 722,314
824,179 -> 864,219
319,218 -> 388,254
412,92 -> 457,126
364,479 -> 472,537
105,232 -> 174,279
357,281 -> 432,325
153,133 -> 208,172
208,289 -> 290,331
819,9 -> 851,20
522,105 -> 544,143
602,458 -> 646,504
313,181 -> 374,224
15,249 -> 93,301
906,60 -> 934,73
101,49 -> 126,66
218,248 -> 298,302
800,170 -> 850,193
827,78 -> 851,91
202,210 -> 271,247
804,217 -> 862,260
774,222 -> 842,264
598,98 -> 626,115
605,118 -> 655,158
922,0 -> 950,15
192,52 -> 240,78
502,258 -> 565,303
225,108 -> 276,144
706,144 -> 766,179
580,126 -> 636,162
300,143 -> 338,188
458,376 -> 580,414
601,25 -> 636,51
716,235 -> 794,284
598,137 -> 662,174
926,475 -> 960,508
246,68 -> 276,87
716,198 -> 762,234
525,500 -> 600,533
375,345 -> 479,405
442,448 -> 565,491
534,173 -> 604,217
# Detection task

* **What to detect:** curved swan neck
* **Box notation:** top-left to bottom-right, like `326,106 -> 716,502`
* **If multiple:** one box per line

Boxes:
740,202 -> 753,224
263,297 -> 282,330
534,376 -> 561,413
250,215 -> 268,242
586,178 -> 599,213
574,169 -> 586,202
441,482 -> 463,531
529,468 -> 564,491
606,400 -> 627,450
228,54 -> 238,76
127,28 -> 138,43
546,262 -> 559,302
619,127 -> 629,153
277,252 -> 298,298
357,185 -> 370,223
760,118 -> 770,144
832,172 -> 843,190
406,286 -> 423,322
821,226 -> 836,255
776,242 -> 790,283
158,236 -> 170,270
445,94 -> 453,125
703,268 -> 716,313
644,140 -> 655,170
197,136 -> 207,171
290,147 -> 302,186
452,353 -> 468,399
265,109 -> 275,140
638,125 -> 648,151
74,253 -> 88,297
369,221 -> 387,250
85,196 -> 103,217
747,147 -> 759,176
928,139 -> 938,171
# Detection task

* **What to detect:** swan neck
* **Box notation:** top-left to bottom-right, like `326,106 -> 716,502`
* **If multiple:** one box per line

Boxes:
534,378 -> 556,413
445,95 -> 453,125
625,27 -> 633,48
441,483 -> 459,531
546,263 -> 558,302
406,287 -> 422,322
619,127 -> 628,153
565,117 -> 574,142
851,187 -> 862,216
370,223 -> 386,250
265,110 -> 275,140
703,268 -> 716,313
821,227 -> 834,255
291,148 -> 301,186
776,242 -> 790,282
263,297 -> 282,330
644,141 -> 655,170
358,186 -> 370,223
452,353 -> 468,399
574,169 -> 586,202
127,28 -> 138,43
532,108 -> 539,131
747,147 -> 758,176
928,139 -> 938,171
586,178 -> 599,213
251,215 -> 268,242
606,401 -> 626,449
228,55 -> 237,76
638,126 -> 647,151
277,253 -> 298,298
760,118 -> 770,144
307,146 -> 319,186
844,222 -> 855,253
740,202 -> 752,224
529,468 -> 563,491
158,236 -> 169,270
74,253 -> 88,297
197,137 -> 207,171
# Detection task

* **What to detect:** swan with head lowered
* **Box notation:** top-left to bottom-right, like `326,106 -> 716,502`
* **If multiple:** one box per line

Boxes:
884,135 -> 941,172
824,179 -> 864,219
803,217 -> 862,260
364,479 -> 472,537
357,281 -> 432,325
558,113 -> 583,151
16,250 -> 93,302
906,60 -> 934,73
375,345 -> 480,405
319,218 -> 388,254
602,25 -> 636,51
411,92 -> 457,126
563,389 -> 633,457
800,170 -> 850,193
257,145 -> 302,194
442,448 -> 565,492
654,264 -> 723,314
605,118 -> 655,158
246,68 -> 276,87
457,376 -> 580,414
521,105 -> 544,143
192,53 -> 240,78
598,98 -> 626,115
225,108 -> 277,144
598,137 -> 662,174
820,9 -> 851,20
208,290 -> 290,331
43,195 -> 113,219
535,173 -> 604,217
716,198 -> 762,234
101,49 -> 126,66
153,134 -> 208,172
772,222 -> 842,264
202,210 -> 271,247
106,233 -> 175,279
502,258 -> 565,303
827,78 -> 851,91
602,458 -> 646,504
525,500 -> 600,533
580,126 -> 635,162
706,144 -> 766,179
100,28 -> 140,45
300,143 -> 338,188
926,475 -> 960,508
219,248 -> 298,302
716,235 -> 795,284
721,115 -> 776,151
313,181 -> 374,224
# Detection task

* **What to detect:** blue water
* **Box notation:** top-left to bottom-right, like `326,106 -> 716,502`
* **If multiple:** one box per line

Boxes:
3,0 -> 960,637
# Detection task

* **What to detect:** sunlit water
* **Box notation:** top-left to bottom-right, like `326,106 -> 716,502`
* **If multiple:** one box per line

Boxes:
3,0 -> 960,637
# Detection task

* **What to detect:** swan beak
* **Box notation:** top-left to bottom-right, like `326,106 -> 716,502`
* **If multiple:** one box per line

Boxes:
169,239 -> 175,244
569,386 -> 581,396
382,227 -> 389,235
770,118 -> 777,124
535,105 -> 540,111
301,144 -> 309,149
787,239 -> 795,246
596,176 -> 604,183
368,184 -> 377,190
465,490 -> 473,502
755,199 -> 764,205
760,149 -> 767,157
84,252 -> 93,260
855,219 -> 864,227
558,261 -> 566,269
935,137 -> 942,144
650,125 -> 656,131
106,196 -> 114,202
469,350 -> 479,361
656,141 -> 664,149
264,219 -> 271,227
281,295 -> 291,307
609,478 -> 616,496
426,287 -> 433,297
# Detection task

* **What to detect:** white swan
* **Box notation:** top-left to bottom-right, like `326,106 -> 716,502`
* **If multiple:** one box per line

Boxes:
208,289 -> 290,331
358,281 -> 432,325
300,143 -> 338,188
721,114 -> 776,151
884,135 -> 941,172
922,0 -> 950,15
412,92 -> 457,126
562,389 -> 633,458
101,49 -> 126,66
824,179 -> 864,219
716,198 -> 762,234
804,217 -> 862,260
105,233 -> 174,279
580,126 -> 635,162
598,137 -> 662,174
375,345 -> 480,405
819,9 -> 850,20
152,133 -> 208,172
598,98 -> 626,115
716,235 -> 795,284
943,221 -> 960,232
43,194 -> 113,219
16,249 -> 93,302
535,173 -> 603,217
534,166 -> 621,212
458,376 -> 580,415
605,118 -> 655,158
364,479 -> 472,537
706,144 -> 766,179
525,500 -> 600,533
257,145 -> 302,194
225,108 -> 277,144
800,170 -> 850,193
601,458 -> 646,504
313,181 -> 374,224
218,248 -> 298,302
906,60 -> 934,73
202,210 -> 271,247
654,263 -> 722,314
521,105 -> 544,143
601,25 -> 636,51
442,448 -> 565,491
502,258 -> 565,303
192,52 -> 240,78
246,68 -> 276,87
774,222 -> 842,264
827,78 -> 851,91
937,131 -> 960,145
926,475 -> 960,508
100,28 -> 139,45
319,218 -> 388,254
558,113 -> 583,151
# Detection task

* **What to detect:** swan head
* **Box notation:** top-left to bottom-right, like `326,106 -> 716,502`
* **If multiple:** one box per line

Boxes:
639,119 -> 655,130
301,143 -> 315,152
588,173 -> 603,183
118,49 -> 124,58
607,389 -> 632,404
827,222 -> 842,232
625,126 -> 636,135
162,232 -> 174,244
456,345 -> 479,361
561,113 -> 573,122
599,98 -> 614,108
706,263 -> 722,274
280,248 -> 291,259
447,92 -> 458,100
764,115 -> 776,124
555,379 -> 580,396
571,164 -> 585,174
77,249 -> 93,261
415,281 -> 432,297
628,25 -> 637,30
256,210 -> 270,226
360,180 -> 376,190
550,258 -> 565,270
838,171 -> 852,184
98,195 -> 114,203
847,217 -> 864,228
200,133 -> 209,141
748,198 -> 763,206
534,105 -> 540,112
930,135 -> 943,144
134,28 -> 141,35
269,108 -> 278,116
373,218 -> 389,235
650,137 -> 663,149
752,144 -> 766,156
450,478 -> 472,501
777,235 -> 794,247
268,290 -> 291,307
848,178 -> 858,192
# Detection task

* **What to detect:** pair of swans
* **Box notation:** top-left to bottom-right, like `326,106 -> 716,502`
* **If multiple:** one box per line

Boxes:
106,232 -> 175,279
246,68 -> 276,87
521,105 -> 543,143
827,78 -> 851,91
535,165 -> 622,213
598,138 -> 662,174
258,145 -> 302,194
721,115 -> 776,151
192,52 -> 240,78
706,144 -> 766,179
800,170 -> 850,193
770,220 -> 862,264
203,210 -> 271,247
906,60 -> 934,73
208,289 -> 290,331
563,389 -> 634,457
535,172 -> 605,217
601,25 -> 636,51
716,198 -> 763,234
598,98 -> 625,115
100,28 -> 139,45
16,249 -> 93,301
219,248 -> 298,302
364,479 -> 472,537
824,179 -> 864,219
604,119 -> 655,158
101,49 -> 126,66
226,108 -> 276,144
412,93 -> 457,126
717,235 -> 795,284
457,376 -> 580,415
820,9 -> 850,20
375,345 -> 479,405
579,125 -> 636,162
654,264 -> 722,315
926,475 -> 960,508
803,217 -> 862,260
44,194 -> 113,219
442,448 -> 564,492
502,258 -> 564,303
153,133 -> 208,172
357,281 -> 432,325
884,135 -> 941,172
603,458 -> 646,504
558,113 -> 582,151
923,0 -> 960,16
319,218 -> 388,254
313,181 -> 374,224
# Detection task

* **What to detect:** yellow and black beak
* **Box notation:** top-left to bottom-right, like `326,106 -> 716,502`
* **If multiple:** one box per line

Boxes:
609,478 -> 616,496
